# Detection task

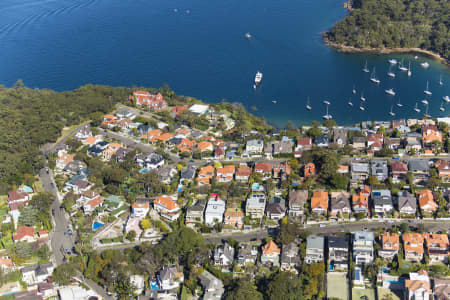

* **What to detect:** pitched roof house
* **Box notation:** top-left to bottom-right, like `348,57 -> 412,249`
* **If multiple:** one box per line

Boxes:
311,191 -> 328,215
235,164 -> 252,182
398,191 -> 417,215
417,189 -> 438,213
266,196 -> 286,220
223,207 -> 244,229
330,191 -> 351,220
153,195 -> 180,221
13,226 -> 34,243
422,125 -> 442,144
288,190 -> 308,217
379,232 -> 399,259
280,242 -> 301,272
261,240 -> 281,266
391,161 -> 408,183
304,162 -> 316,177
216,165 -> 235,183
423,233 -> 449,264
405,270 -> 431,300
133,91 -> 167,111
403,233 -> 424,262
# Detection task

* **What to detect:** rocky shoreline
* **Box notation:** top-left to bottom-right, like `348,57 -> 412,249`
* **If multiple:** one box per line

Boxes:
323,35 -> 449,67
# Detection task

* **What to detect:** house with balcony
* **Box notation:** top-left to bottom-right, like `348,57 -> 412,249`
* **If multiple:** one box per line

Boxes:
157,265 -> 184,291
288,190 -> 308,217
214,243 -> 235,269
216,165 -> 235,183
398,191 -> 417,216
235,164 -> 252,182
423,233 -> 449,264
391,161 -> 408,183
330,191 -> 351,220
403,233 -> 424,262
245,139 -> 264,154
223,207 -> 244,229
372,189 -> 393,215
280,241 -> 301,272
246,193 -> 266,219
204,194 -> 226,225
435,159 -> 450,181
294,137 -> 312,157
185,199 -> 206,225
153,195 -> 180,221
328,235 -> 349,271
418,189 -> 438,214
371,160 -> 388,182
305,235 -> 324,264
353,231 -> 374,265
408,160 -> 430,184
311,191 -> 328,215
379,232 -> 399,259
266,196 -> 286,220
133,91 -> 167,111
352,186 -> 370,216
351,162 -> 370,182
352,136 -> 366,150
261,240 -> 281,266
333,128 -> 348,147
405,270 -> 431,300
236,244 -> 258,266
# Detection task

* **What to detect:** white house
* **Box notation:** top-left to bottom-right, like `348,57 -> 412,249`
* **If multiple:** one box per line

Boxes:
245,139 -> 264,154
405,270 -> 431,300
205,195 -> 226,225
132,202 -> 150,218
353,231 -> 374,265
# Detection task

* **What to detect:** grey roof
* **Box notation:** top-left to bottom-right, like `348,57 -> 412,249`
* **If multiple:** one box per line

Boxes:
281,242 -> 301,266
159,266 -> 177,281
198,270 -> 224,291
181,167 -> 196,179
372,189 -> 392,206
398,191 -> 417,211
315,135 -> 329,145
353,231 -> 374,242
328,236 -> 349,249
408,160 -> 430,172
351,162 -> 369,173
247,139 -> 263,147
187,200 -> 206,212
289,190 -> 308,208
371,160 -> 388,176
306,235 -> 324,250
269,196 -> 286,206
266,203 -> 286,215
333,128 -> 348,143
353,136 -> 366,144
330,191 -> 351,210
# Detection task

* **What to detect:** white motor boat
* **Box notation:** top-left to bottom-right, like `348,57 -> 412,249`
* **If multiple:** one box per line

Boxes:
388,59 -> 398,65
385,88 -> 395,96
421,62 -> 429,68
254,71 -> 263,85
424,81 -> 432,96
443,96 -> 450,103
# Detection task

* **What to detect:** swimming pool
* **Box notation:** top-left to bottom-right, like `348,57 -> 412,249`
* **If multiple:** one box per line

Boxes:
355,268 -> 361,281
139,169 -> 149,174
150,280 -> 159,290
92,222 -> 104,230
23,186 -> 33,193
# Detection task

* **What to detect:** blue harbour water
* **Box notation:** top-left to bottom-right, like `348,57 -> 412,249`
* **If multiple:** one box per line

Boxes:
0,0 -> 449,126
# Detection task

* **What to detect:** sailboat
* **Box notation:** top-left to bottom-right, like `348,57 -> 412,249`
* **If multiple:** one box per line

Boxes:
440,102 -> 445,112
323,100 -> 331,105
396,98 -> 403,108
414,102 -> 420,113
272,100 -> 277,104
388,59 -> 398,65
360,92 -> 366,102
424,104 -> 430,118
370,67 -> 380,84
421,99 -> 429,105
362,60 -> 369,73
443,96 -> 450,103
439,75 -> 443,86
359,102 -> 365,111
389,105 -> 395,116
387,65 -> 396,78
424,81 -> 432,95
421,62 -> 429,68
407,61 -> 412,77
323,102 -> 332,120
398,59 -> 408,71
348,98 -> 353,107
306,97 -> 312,110
385,88 -> 395,96
352,85 -> 356,94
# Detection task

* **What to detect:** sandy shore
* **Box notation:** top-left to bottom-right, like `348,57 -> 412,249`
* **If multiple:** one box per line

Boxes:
323,35 -> 449,67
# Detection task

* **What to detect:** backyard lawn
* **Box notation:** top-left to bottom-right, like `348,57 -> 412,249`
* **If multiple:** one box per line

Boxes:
327,272 -> 348,300
378,288 -> 402,300
352,288 -> 375,300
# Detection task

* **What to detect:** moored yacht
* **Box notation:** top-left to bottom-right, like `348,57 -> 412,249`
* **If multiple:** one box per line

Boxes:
396,98 -> 403,108
407,62 -> 412,77
323,103 -> 332,120
387,65 -> 395,78
389,105 -> 395,116
398,59 -> 408,71
421,99 -> 429,105
424,81 -> 432,95
414,103 -> 420,113
370,67 -> 380,84
348,98 -> 353,107
359,102 -> 365,111
306,97 -> 312,110
421,62 -> 429,68
362,60 -> 369,73
254,71 -> 263,86
388,59 -> 398,65
440,102 -> 445,112
360,92 -> 366,102
385,88 -> 395,96
245,32 -> 252,39
443,96 -> 450,103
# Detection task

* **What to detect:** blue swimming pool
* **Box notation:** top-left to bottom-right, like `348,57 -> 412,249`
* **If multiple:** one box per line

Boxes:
139,169 -> 149,174
355,268 -> 361,281
92,222 -> 104,230
150,280 -> 159,290
23,186 -> 33,193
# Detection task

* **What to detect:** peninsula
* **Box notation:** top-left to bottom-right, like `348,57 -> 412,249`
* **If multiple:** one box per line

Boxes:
325,0 -> 450,64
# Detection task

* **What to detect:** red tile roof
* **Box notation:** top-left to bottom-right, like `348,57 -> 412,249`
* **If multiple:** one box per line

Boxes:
13,226 -> 34,241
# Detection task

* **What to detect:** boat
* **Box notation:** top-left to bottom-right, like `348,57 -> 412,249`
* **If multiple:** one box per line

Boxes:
254,71 -> 262,86
323,100 -> 331,105
186,9 -> 190,14
414,56 -> 418,59
306,97 -> 312,110
359,102 -> 365,111
414,102 -> 420,113
424,104 -> 430,118
440,102 -> 445,112
424,81 -> 432,95
388,59 -> 398,65
370,67 -> 380,84
385,88 -> 395,96
407,61 -> 412,77
421,99 -> 429,105
348,99 -> 353,107
174,8 -> 178,12
398,59 -> 408,71
443,96 -> 450,103
245,32 -> 251,39
421,62 -> 429,68
322,103 -> 332,120
396,98 -> 403,108
360,92 -> 366,102
272,100 -> 277,104
362,60 -> 369,73
387,65 -> 396,78
389,105 -> 395,116
439,75 -> 443,86
352,85 -> 356,94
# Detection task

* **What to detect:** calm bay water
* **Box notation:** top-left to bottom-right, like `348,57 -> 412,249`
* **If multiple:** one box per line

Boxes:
0,0 -> 449,127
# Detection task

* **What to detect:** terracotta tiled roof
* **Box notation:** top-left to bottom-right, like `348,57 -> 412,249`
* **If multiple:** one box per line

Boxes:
0,258 -> 13,267
154,195 -> 179,210
391,161 -> 408,172
87,196 -> 104,208
417,190 -> 438,211
402,233 -> 424,254
8,190 -> 28,202
132,202 -> 149,209
236,165 -> 252,177
157,133 -> 174,142
311,191 -> 328,210
197,141 -> 213,151
57,154 -> 75,165
262,240 -> 280,255
84,136 -> 97,145
217,165 -> 235,175
13,226 -> 34,241
423,233 -> 449,248
297,137 -> 311,146
198,165 -> 214,178
382,232 -> 399,251
255,162 -> 272,173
